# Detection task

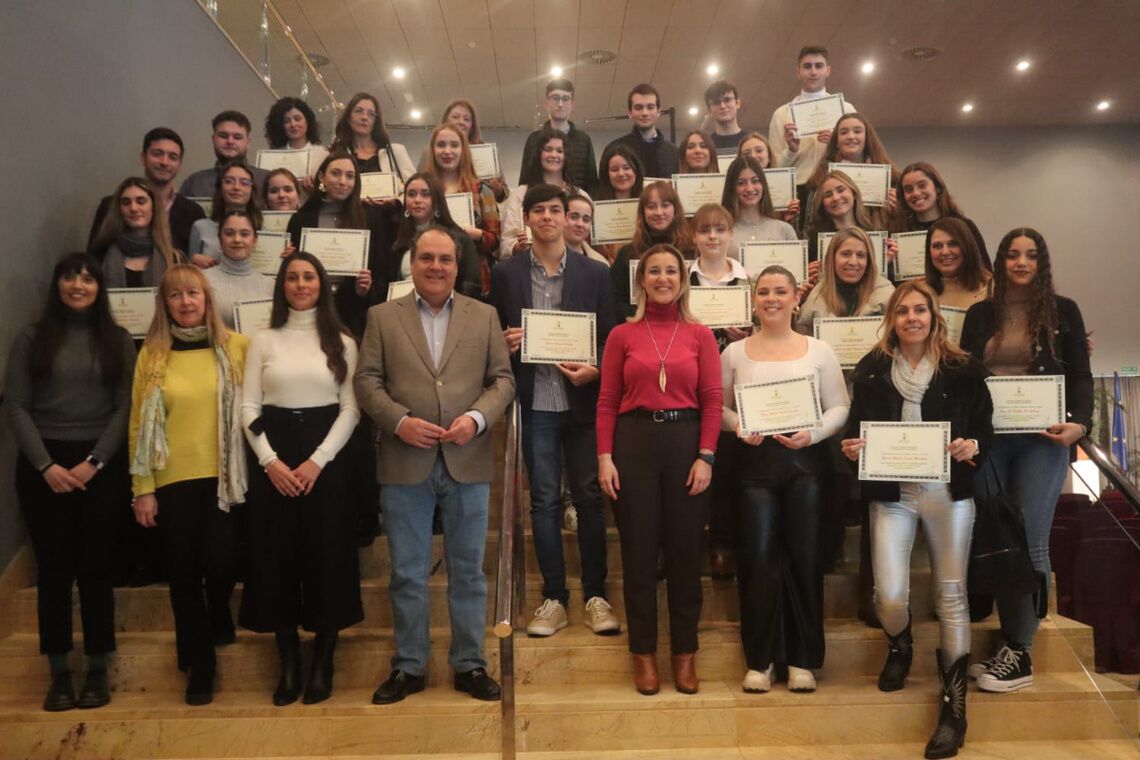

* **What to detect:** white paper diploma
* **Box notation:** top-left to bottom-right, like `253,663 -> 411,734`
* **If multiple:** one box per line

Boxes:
789,93 -> 846,138
107,288 -> 157,338
520,309 -> 597,365
249,231 -> 289,276
715,153 -> 737,173
187,197 -> 213,217
688,286 -> 752,328
819,230 -> 888,275
859,421 -> 951,483
298,227 -> 369,276
469,143 -> 500,180
891,231 -> 928,280
445,192 -> 476,229
387,279 -> 415,301
986,375 -> 1066,433
257,148 -> 310,177
740,240 -> 809,282
672,173 -> 727,216
941,306 -> 967,347
261,211 -> 292,233
813,316 -> 883,369
592,199 -> 639,245
232,298 -> 274,336
764,167 -> 796,211
829,162 -> 891,207
735,374 -> 823,437
359,172 -> 398,201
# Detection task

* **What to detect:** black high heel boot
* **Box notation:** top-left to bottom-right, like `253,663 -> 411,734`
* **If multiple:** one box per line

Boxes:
878,619 -> 913,692
924,650 -> 969,759
303,630 -> 338,704
273,628 -> 302,706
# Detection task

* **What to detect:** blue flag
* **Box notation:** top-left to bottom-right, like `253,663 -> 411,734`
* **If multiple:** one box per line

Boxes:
1111,372 -> 1128,472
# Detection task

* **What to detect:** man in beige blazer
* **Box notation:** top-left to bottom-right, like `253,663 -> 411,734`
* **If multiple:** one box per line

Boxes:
354,226 -> 514,706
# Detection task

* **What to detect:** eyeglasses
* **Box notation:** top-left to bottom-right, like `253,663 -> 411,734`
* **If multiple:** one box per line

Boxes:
223,177 -> 254,188
547,95 -> 572,104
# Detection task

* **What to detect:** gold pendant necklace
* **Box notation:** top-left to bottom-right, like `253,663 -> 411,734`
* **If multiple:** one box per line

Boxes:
645,318 -> 681,393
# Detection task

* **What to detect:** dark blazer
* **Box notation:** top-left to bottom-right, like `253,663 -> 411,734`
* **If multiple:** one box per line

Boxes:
489,249 -> 615,425
845,350 -> 994,502
959,296 -> 1092,430
89,193 -> 205,255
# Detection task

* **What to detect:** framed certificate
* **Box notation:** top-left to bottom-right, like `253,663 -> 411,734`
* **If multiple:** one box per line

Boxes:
764,167 -> 796,211
445,192 -> 476,228
256,148 -> 309,177
261,211 -> 292,233
592,199 -> 639,245
715,153 -> 737,173
829,162 -> 891,207
672,174 -> 727,216
298,227 -> 369,276
740,240 -> 808,282
107,288 -> 157,338
859,421 -> 951,483
789,93 -> 846,138
941,306 -> 967,347
891,231 -> 928,280
250,231 -> 289,276
520,309 -> 597,365
818,230 -> 888,275
813,316 -> 883,369
232,298 -> 274,336
187,197 -> 213,217
360,172 -> 398,201
387,278 -> 415,301
734,374 -> 823,437
688,286 -> 752,328
469,143 -> 500,180
986,375 -> 1066,433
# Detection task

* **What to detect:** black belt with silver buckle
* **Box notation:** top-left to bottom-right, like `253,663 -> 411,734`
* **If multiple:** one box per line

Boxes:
624,408 -> 701,423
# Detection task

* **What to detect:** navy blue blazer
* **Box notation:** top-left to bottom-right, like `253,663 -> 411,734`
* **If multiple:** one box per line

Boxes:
490,249 -> 616,424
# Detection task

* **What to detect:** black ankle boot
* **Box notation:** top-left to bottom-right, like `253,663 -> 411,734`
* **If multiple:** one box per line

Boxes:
925,650 -> 968,759
878,620 -> 913,692
303,630 -> 337,704
43,671 -> 76,712
273,629 -> 302,706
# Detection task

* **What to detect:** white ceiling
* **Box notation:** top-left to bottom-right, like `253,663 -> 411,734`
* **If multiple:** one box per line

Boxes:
266,0 -> 1139,131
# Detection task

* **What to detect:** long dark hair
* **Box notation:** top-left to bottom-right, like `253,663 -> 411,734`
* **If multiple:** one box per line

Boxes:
394,173 -> 461,249
264,96 -> 321,148
992,227 -> 1059,349
30,253 -> 126,384
721,155 -> 779,221
893,161 -> 966,231
924,217 -> 988,294
296,150 -> 368,229
332,92 -> 391,150
519,128 -> 572,187
596,143 -> 644,201
210,161 -> 263,228
270,252 -> 352,383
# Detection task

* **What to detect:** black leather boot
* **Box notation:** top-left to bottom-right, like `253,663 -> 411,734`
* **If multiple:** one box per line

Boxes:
878,619 -> 913,692
43,671 -> 76,712
273,628 -> 302,706
302,630 -> 337,704
925,650 -> 968,759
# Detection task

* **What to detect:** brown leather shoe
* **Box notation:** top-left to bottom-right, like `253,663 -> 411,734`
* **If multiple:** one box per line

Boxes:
672,653 -> 699,694
709,547 -> 736,579
631,653 -> 659,695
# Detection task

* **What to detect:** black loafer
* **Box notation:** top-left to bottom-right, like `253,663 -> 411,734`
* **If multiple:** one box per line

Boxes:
185,668 -> 215,706
43,672 -> 76,712
371,670 -> 425,705
454,668 -> 501,702
77,670 -> 111,709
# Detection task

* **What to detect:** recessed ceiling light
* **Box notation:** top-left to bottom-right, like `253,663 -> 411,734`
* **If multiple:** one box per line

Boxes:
1096,100 -> 1111,111
861,61 -> 875,74
688,106 -> 699,116
392,67 -> 406,79
550,65 -> 563,76
1015,59 -> 1031,72
961,102 -> 974,113
706,63 -> 719,76
410,109 -> 422,120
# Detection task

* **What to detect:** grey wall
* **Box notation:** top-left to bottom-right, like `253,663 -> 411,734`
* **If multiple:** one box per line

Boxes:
0,1 -> 276,570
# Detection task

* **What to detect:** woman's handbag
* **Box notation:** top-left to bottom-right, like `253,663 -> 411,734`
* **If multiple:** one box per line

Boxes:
968,458 -> 1040,596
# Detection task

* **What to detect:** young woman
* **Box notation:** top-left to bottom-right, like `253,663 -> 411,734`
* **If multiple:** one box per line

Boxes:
804,113 -> 899,230
563,193 -> 611,266
262,168 -> 302,212
329,92 -> 416,184
720,156 -> 797,261
263,96 -> 328,189
388,172 -> 482,298
610,182 -> 693,318
597,244 -> 722,696
804,170 -> 895,264
187,162 -> 262,267
499,129 -> 585,260
842,280 -> 993,758
595,143 -> 645,201
893,162 -> 991,271
129,265 -> 249,706
5,253 -> 135,712
239,252 -> 363,706
960,228 -> 1092,694
737,133 -> 801,224
202,210 -> 275,329
420,99 -> 508,202
921,217 -> 992,311
797,228 -> 895,333
678,130 -> 719,174
90,177 -> 181,288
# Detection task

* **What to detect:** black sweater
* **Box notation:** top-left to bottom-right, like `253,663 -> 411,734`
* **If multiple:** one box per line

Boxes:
519,121 -> 598,196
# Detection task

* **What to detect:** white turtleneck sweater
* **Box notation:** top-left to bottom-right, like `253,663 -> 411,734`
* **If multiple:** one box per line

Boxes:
203,253 -> 275,329
240,307 -> 360,468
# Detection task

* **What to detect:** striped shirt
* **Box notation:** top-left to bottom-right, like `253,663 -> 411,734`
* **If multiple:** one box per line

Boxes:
529,250 -> 570,412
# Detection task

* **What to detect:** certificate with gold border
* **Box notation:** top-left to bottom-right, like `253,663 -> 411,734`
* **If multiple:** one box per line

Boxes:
256,148 -> 309,177
592,199 -> 639,245
261,211 -> 292,233
445,192 -> 476,229
735,374 -> 823,437
232,298 -> 274,336
859,421 -> 951,483
249,231 -> 289,276
108,288 -> 157,338
298,228 -> 369,276
891,231 -> 928,280
740,240 -> 808,283
672,173 -> 727,217
941,306 -> 967,347
469,143 -> 500,180
789,94 -> 846,138
360,172 -> 398,201
387,279 -> 415,301
764,167 -> 796,211
829,162 -> 891,206
688,286 -> 752,328
520,309 -> 597,365
813,316 -> 883,369
986,375 -> 1065,433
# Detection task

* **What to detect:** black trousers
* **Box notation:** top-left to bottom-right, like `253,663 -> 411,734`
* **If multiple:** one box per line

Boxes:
15,440 -> 125,656
612,415 -> 707,655
239,405 -> 363,634
155,477 -> 237,673
707,431 -> 740,553
736,441 -> 827,670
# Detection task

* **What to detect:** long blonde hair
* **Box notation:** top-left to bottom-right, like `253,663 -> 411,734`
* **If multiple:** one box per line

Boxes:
872,279 -> 969,369
818,228 -> 881,317
629,244 -> 698,324
141,265 -> 239,377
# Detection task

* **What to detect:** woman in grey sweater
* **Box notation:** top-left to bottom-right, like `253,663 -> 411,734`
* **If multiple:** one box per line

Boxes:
202,210 -> 275,330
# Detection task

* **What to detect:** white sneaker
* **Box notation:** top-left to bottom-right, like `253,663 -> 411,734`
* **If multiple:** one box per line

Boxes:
526,599 -> 568,637
562,504 -> 579,532
742,665 -> 773,693
787,666 -> 816,692
584,596 -> 621,635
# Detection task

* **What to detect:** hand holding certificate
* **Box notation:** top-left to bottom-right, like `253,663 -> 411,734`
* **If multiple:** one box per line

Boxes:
592,199 -> 639,245
387,279 -> 415,301
735,374 -> 823,437
672,174 -> 727,216
813,316 -> 883,369
360,172 -> 398,201
890,231 -> 928,280
829,162 -> 891,206
469,143 -> 500,180
298,228 -> 369,276
108,288 -> 157,338
740,240 -> 808,282
986,375 -> 1065,433
763,167 -> 796,211
261,211 -> 293,233
688,286 -> 752,328
257,148 -> 310,177
858,421 -> 951,483
789,94 -> 846,138
520,309 -> 597,365
249,231 -> 289,276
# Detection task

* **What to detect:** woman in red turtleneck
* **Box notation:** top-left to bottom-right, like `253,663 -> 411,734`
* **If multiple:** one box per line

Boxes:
597,243 -> 722,697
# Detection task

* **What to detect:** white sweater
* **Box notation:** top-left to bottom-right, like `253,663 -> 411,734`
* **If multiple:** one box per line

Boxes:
240,307 -> 360,467
720,336 -> 849,444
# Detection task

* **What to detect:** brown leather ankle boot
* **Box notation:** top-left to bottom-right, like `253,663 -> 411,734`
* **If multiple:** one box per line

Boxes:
631,653 -> 659,695
672,653 -> 699,694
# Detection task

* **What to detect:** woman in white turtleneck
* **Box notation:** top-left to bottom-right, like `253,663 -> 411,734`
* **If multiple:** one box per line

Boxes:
202,210 -> 274,329
238,252 -> 363,707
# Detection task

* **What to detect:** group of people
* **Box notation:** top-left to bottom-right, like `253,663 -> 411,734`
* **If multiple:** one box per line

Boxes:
6,43 -> 1092,760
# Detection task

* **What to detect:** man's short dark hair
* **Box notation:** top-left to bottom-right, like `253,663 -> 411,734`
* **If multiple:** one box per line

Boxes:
523,184 -> 569,216
211,110 -> 252,133
704,80 -> 738,106
798,45 -> 829,62
142,127 -> 184,155
411,224 -> 460,258
567,192 -> 594,212
627,83 -> 660,110
546,79 -> 575,96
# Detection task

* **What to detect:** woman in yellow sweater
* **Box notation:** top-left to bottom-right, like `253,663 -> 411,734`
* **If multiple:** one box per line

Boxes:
128,265 -> 249,706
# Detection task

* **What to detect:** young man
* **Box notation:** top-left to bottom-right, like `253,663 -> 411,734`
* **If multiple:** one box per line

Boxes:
563,194 -> 610,266
178,110 -> 269,197
704,80 -> 745,152
87,127 -> 205,254
518,79 -> 598,195
490,185 -> 618,638
604,84 -> 679,180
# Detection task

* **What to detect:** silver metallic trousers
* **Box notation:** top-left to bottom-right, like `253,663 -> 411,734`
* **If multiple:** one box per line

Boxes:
871,482 -> 975,661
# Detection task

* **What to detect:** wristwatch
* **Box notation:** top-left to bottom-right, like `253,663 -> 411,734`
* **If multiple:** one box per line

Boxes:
85,454 -> 105,471
697,452 -> 716,466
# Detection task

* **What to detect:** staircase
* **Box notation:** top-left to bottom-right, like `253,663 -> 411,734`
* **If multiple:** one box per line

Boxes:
0,422 -> 1135,758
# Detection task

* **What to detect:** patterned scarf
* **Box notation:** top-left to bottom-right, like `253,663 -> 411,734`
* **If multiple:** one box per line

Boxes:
890,353 -> 935,423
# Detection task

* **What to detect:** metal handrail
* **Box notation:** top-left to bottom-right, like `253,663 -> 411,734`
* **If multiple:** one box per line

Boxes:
1077,436 -> 1140,510
492,401 -> 523,759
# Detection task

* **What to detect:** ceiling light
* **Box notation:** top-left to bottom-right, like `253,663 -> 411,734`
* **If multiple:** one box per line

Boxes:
410,109 -> 422,120
706,63 -> 719,76
961,103 -> 974,113
550,65 -> 563,76
1096,100 -> 1111,111
392,67 -> 406,79
688,106 -> 699,116
861,61 -> 875,74
1015,60 -> 1031,72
